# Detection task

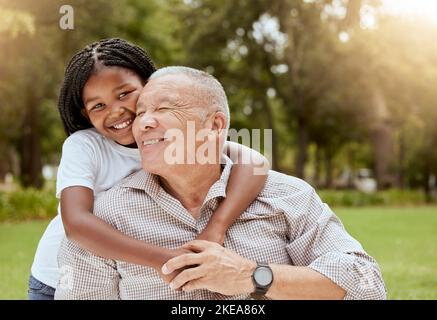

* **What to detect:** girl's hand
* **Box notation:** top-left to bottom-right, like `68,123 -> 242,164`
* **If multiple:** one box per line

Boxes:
156,248 -> 193,285
195,226 -> 225,246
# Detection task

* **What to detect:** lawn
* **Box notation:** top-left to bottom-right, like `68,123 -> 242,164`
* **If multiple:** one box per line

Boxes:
335,207 -> 437,300
0,219 -> 50,300
0,207 -> 436,300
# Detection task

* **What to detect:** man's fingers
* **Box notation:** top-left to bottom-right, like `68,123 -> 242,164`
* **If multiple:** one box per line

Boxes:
169,267 -> 204,291
162,253 -> 203,275
182,278 -> 205,292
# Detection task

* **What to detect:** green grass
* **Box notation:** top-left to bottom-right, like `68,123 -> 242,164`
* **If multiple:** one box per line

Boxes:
0,207 -> 436,300
0,220 -> 50,300
335,207 -> 437,300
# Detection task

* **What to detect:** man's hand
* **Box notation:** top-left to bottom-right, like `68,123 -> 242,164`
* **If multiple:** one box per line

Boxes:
161,240 -> 256,296
156,248 -> 193,284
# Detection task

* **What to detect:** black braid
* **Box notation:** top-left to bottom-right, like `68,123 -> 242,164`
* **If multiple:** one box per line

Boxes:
58,38 -> 156,135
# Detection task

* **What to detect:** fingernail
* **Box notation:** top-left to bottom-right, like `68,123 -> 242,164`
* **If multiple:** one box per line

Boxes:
169,282 -> 175,290
162,264 -> 170,275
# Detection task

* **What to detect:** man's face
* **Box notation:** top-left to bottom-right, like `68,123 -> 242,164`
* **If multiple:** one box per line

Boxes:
132,74 -> 208,174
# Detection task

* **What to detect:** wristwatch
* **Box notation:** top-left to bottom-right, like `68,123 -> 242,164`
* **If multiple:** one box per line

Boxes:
250,262 -> 273,299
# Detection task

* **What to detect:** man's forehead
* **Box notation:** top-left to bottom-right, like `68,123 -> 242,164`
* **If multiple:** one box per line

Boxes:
138,74 -> 192,104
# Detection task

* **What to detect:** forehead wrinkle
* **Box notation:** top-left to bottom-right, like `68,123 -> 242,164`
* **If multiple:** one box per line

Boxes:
171,95 -> 195,110
140,75 -> 210,121
152,83 -> 195,109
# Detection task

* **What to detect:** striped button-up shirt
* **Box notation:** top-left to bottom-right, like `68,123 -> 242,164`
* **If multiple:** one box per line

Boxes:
55,157 -> 386,300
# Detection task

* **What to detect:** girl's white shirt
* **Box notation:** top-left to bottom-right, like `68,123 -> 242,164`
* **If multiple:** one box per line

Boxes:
31,128 -> 141,288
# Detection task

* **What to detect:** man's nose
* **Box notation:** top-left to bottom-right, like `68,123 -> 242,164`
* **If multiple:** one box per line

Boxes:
139,114 -> 158,131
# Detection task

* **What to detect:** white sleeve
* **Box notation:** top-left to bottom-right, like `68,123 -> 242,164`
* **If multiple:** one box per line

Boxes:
56,134 -> 97,198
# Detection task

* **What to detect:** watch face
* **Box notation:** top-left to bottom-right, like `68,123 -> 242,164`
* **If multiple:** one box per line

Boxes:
254,267 -> 273,287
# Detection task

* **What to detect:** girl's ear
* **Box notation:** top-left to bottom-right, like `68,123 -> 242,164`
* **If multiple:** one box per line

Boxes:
80,108 -> 90,121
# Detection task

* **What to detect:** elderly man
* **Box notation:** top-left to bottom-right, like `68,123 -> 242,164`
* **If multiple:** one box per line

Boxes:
55,66 -> 386,300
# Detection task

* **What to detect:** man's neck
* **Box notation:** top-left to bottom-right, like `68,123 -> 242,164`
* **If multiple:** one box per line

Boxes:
158,164 -> 222,219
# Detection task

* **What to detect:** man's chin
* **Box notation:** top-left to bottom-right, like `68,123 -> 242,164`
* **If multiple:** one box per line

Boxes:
142,160 -> 165,175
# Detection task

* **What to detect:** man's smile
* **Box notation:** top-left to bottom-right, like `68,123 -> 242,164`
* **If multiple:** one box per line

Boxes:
142,138 -> 166,146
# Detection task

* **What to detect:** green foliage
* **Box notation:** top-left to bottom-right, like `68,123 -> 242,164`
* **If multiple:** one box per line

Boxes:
318,189 -> 428,207
0,7 -> 35,37
0,0 -> 436,192
0,188 -> 57,222
0,0 -> 180,187
0,186 -> 430,223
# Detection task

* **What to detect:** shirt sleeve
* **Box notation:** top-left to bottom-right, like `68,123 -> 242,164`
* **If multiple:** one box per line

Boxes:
56,133 -> 98,198
54,237 -> 120,300
283,186 -> 387,300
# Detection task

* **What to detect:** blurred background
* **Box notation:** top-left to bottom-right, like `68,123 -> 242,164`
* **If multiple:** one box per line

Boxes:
0,0 -> 436,299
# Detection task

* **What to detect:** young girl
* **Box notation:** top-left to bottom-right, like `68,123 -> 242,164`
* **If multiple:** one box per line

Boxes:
28,38 -> 269,300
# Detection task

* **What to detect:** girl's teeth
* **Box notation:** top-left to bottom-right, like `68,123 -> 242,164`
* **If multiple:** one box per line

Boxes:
113,120 -> 132,129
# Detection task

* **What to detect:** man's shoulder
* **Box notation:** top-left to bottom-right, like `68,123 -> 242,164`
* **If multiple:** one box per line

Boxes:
98,170 -> 147,197
93,170 -> 150,214
260,170 -> 314,199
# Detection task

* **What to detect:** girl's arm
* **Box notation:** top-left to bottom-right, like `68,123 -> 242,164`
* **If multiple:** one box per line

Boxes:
196,141 -> 270,244
61,186 -> 188,277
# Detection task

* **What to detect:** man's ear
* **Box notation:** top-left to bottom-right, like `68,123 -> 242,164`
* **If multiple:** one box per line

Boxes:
81,108 -> 90,121
212,111 -> 227,136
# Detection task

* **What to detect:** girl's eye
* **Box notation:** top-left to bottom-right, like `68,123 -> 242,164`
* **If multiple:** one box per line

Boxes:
92,103 -> 105,111
136,111 -> 145,117
119,91 -> 133,99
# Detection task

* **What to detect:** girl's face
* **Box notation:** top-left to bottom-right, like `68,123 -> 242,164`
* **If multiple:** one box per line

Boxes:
82,66 -> 144,146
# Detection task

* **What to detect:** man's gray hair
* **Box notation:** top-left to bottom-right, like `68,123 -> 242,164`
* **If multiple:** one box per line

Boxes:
149,66 -> 230,130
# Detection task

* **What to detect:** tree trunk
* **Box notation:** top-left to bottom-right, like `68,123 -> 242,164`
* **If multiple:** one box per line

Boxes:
347,146 -> 356,189
324,149 -> 334,189
342,0 -> 363,30
275,0 -> 308,178
261,52 -> 281,172
0,143 -> 8,182
397,129 -> 405,189
423,172 -> 431,203
368,87 -> 396,190
314,144 -> 322,187
370,126 -> 395,190
18,90 -> 43,189
295,117 -> 308,179
261,97 -> 280,171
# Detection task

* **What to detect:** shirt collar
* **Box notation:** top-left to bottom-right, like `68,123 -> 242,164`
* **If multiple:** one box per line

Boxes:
121,155 -> 234,205
121,170 -> 160,197
203,155 -> 233,205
